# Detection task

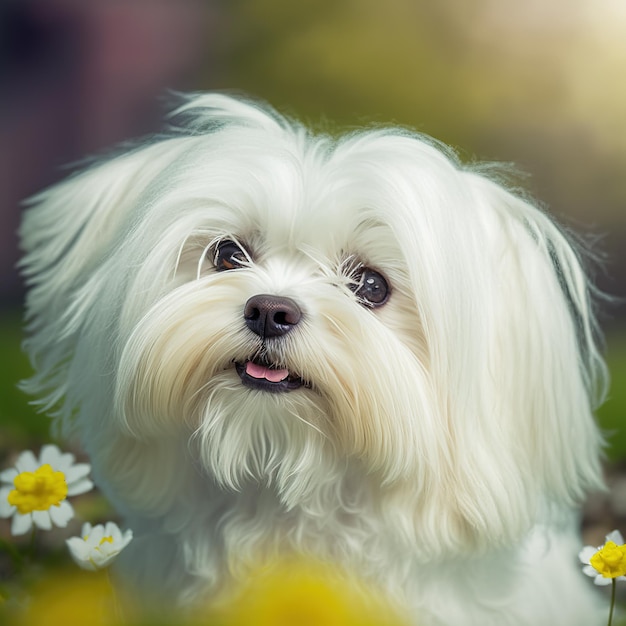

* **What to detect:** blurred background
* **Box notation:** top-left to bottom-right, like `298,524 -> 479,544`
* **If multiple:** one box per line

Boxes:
0,0 -> 625,556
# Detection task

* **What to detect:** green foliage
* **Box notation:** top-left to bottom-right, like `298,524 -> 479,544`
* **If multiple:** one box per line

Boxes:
0,309 -> 49,452
598,328 -> 626,461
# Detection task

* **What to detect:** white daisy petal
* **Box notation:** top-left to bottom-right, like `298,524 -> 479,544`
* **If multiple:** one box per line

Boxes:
579,546 -> 598,564
582,565 -> 594,576
594,575 -> 613,586
39,444 -> 64,467
57,452 -> 79,474
120,532 -> 133,548
90,524 -> 105,544
66,536 -> 91,559
66,478 -> 94,497
48,500 -> 74,527
81,522 -> 94,537
64,463 -> 91,484
11,513 -> 32,536
606,530 -> 625,545
0,468 -> 18,483
105,521 -> 122,542
32,509 -> 53,530
67,538 -> 99,571
15,450 -> 38,473
43,448 -> 77,475
40,446 -> 79,475
0,487 -> 16,517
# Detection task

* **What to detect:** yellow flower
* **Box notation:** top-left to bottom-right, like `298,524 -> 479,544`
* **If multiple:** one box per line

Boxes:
0,445 -> 93,535
216,559 -> 409,626
590,542 -> 626,579
7,464 -> 67,514
2,559 -> 411,626
6,569 -> 120,626
580,530 -> 626,586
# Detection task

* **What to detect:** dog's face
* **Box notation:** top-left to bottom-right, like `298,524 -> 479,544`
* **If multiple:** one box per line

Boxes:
114,136 -> 436,503
20,95 -> 605,552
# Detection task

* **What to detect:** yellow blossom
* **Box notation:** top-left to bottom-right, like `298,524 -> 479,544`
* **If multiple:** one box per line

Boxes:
6,570 -> 119,626
7,464 -> 68,515
216,559 -> 409,626
589,541 -> 626,579
580,530 -> 626,587
0,445 -> 93,535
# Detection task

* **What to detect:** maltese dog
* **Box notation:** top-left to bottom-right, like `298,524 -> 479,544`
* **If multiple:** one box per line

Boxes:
20,94 -> 607,625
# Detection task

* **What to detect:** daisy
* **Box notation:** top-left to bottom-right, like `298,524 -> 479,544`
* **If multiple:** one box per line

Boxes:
66,522 -> 133,571
580,530 -> 626,626
579,530 -> 626,586
0,444 -> 93,536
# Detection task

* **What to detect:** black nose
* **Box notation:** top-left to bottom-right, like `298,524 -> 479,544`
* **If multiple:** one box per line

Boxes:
244,294 -> 302,338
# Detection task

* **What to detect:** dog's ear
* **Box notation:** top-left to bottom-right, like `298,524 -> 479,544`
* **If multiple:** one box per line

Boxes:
19,138 -> 190,432
391,170 -> 607,553
20,134 -> 204,322
451,173 -> 607,544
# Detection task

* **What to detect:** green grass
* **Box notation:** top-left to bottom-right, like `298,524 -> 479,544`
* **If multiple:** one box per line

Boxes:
0,309 -> 50,452
598,327 -> 626,461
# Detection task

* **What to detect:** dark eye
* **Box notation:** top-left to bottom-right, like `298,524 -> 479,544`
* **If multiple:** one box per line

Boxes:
350,267 -> 390,307
213,240 -> 248,271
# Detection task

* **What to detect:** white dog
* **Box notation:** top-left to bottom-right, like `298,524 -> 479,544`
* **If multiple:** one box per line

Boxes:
20,94 -> 607,625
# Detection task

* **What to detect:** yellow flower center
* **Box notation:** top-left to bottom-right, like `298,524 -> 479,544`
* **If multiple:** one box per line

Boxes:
83,534 -> 114,546
7,464 -> 68,515
590,541 -> 626,578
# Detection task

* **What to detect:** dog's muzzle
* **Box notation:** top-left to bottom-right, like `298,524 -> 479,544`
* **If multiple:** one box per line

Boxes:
237,294 -> 306,393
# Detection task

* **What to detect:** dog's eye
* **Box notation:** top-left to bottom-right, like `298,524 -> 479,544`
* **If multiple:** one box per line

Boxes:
214,240 -> 248,271
351,267 -> 390,307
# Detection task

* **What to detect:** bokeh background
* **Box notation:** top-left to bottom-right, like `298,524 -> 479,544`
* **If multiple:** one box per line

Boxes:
0,0 -> 625,591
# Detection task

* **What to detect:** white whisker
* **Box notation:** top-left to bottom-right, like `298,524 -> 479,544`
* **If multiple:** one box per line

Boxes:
196,242 -> 213,279
288,410 -> 327,439
173,234 -> 192,279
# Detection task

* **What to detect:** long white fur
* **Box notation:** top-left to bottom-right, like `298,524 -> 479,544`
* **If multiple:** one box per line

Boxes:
20,93 -> 607,624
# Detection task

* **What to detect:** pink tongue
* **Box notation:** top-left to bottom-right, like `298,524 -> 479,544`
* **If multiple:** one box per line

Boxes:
246,361 -> 289,383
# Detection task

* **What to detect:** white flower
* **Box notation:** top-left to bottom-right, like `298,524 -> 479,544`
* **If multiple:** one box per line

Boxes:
0,444 -> 93,535
579,530 -> 626,586
66,522 -> 133,571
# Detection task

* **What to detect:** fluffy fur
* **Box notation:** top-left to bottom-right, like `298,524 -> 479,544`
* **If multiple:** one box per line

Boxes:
20,94 -> 608,624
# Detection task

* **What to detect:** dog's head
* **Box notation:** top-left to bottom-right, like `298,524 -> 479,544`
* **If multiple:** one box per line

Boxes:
20,94 -> 606,554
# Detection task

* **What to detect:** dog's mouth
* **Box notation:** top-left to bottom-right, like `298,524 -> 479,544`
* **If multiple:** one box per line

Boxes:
235,359 -> 306,393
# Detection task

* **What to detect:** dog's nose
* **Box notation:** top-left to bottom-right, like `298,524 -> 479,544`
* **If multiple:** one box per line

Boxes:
244,294 -> 302,338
